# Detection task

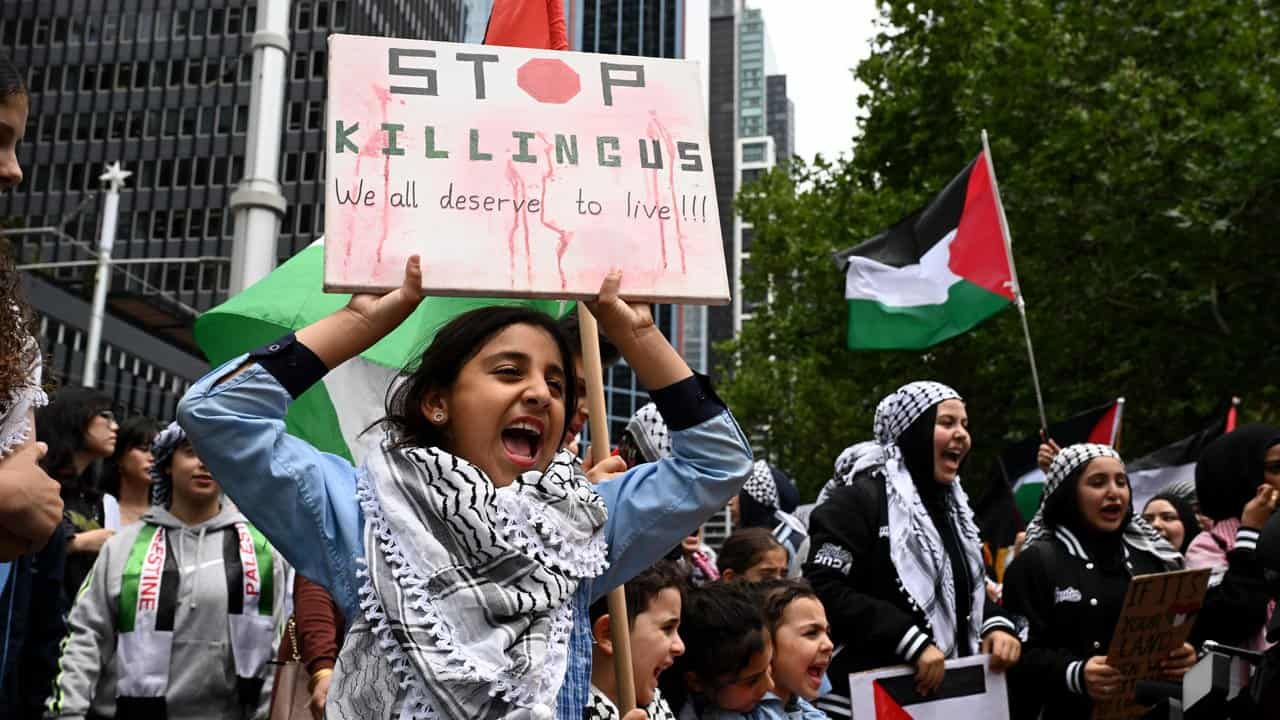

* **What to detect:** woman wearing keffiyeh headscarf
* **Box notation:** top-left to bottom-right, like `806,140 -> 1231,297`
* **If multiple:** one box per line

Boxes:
802,381 -> 1020,719
1003,444 -> 1189,720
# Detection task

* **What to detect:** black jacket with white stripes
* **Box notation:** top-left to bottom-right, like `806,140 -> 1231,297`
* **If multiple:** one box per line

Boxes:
802,473 -> 1015,718
1001,526 -> 1168,720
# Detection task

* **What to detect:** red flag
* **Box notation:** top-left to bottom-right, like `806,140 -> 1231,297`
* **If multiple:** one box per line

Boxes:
484,0 -> 569,50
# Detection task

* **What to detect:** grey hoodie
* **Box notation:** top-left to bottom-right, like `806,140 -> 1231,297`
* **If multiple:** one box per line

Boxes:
45,504 -> 288,720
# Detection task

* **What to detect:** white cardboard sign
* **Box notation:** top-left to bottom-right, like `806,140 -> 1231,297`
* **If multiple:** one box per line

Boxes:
323,34 -> 728,304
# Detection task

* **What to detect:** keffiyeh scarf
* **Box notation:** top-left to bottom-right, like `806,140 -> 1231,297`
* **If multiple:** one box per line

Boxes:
326,443 -> 610,720
820,381 -> 986,657
0,335 -> 47,458
148,421 -> 187,507
1024,443 -> 1182,569
626,402 -> 672,462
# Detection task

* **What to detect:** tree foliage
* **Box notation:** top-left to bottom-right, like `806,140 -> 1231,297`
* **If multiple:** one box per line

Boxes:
719,0 -> 1280,501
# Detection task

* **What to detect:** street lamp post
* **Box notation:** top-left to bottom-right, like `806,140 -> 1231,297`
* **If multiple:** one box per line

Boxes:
83,161 -> 132,388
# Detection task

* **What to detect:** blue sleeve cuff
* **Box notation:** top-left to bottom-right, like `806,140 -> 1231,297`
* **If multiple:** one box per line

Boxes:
249,334 -> 329,399
649,372 -> 725,431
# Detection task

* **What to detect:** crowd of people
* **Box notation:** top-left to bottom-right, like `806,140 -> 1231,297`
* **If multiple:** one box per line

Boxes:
2,51 -> 1280,720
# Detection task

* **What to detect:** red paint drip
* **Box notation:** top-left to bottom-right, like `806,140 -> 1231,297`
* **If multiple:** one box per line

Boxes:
504,162 -> 522,287
373,85 -> 393,268
650,113 -> 687,273
537,133 -> 573,290
646,122 -> 668,270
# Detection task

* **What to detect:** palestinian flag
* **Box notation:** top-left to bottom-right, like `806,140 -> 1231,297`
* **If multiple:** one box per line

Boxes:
870,665 -> 997,719
998,400 -> 1124,522
1128,400 -> 1238,513
195,238 -> 570,463
838,152 -> 1015,350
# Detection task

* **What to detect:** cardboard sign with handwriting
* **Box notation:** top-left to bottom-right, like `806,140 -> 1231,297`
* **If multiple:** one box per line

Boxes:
1093,567 -> 1211,720
323,34 -> 727,304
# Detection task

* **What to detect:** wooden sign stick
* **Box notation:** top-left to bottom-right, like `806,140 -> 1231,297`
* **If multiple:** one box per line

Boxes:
577,302 -> 638,714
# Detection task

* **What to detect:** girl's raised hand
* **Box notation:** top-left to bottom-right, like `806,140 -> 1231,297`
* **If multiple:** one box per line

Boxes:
585,270 -> 656,349
346,255 -> 426,335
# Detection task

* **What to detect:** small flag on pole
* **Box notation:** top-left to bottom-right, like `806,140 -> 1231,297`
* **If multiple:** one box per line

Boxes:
837,152 -> 1015,350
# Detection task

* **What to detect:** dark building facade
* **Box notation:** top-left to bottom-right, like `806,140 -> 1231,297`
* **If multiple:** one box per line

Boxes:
1,0 -> 474,418
766,73 -> 793,162
706,0 -> 735,377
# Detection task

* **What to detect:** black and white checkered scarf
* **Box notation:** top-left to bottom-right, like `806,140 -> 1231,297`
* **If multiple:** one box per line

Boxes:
1023,443 -> 1182,569
326,442 -> 609,720
819,381 -> 986,657
149,421 -> 187,507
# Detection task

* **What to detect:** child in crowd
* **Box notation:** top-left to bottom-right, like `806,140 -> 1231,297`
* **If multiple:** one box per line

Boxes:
587,560 -> 688,720
663,583 -> 774,719
719,528 -> 789,583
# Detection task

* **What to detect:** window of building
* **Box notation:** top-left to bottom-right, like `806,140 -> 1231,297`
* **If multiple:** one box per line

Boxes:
175,157 -> 192,185
136,12 -> 153,41
287,101 -> 304,131
138,160 -> 154,188
239,56 -> 253,83
213,157 -> 228,185
234,105 -> 249,134
296,1 -> 313,30
132,62 -> 149,87
39,115 -> 55,143
292,53 -> 308,81
226,7 -> 243,34
57,113 -> 72,142
298,204 -> 314,235
206,207 -> 225,236
168,60 -> 183,87
182,107 -> 197,136
245,6 -> 257,31
157,159 -> 173,188
110,113 -> 127,140
103,16 -> 118,43
306,101 -> 323,130
50,163 -> 66,191
230,156 -> 244,183
32,167 -> 48,193
152,210 -> 168,238
192,10 -> 207,37
188,209 -> 204,237
33,18 -> 50,46
171,210 -> 187,238
194,157 -> 209,186
68,163 -> 85,192
146,110 -> 161,137
302,153 -> 319,181
186,59 -> 202,86
153,11 -> 171,40
333,1 -> 348,29
75,114 -> 89,141
282,153 -> 299,182
128,111 -> 144,138
81,65 -> 98,91
92,114 -> 108,141
119,14 -> 133,42
316,1 -> 330,28
164,109 -> 179,137
210,8 -> 224,35
311,51 -> 326,78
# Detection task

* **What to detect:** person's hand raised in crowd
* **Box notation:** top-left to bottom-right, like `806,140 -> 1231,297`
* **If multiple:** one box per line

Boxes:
342,255 -> 426,336
69,527 -> 114,555
981,629 -> 1021,671
1241,484 -> 1279,530
0,436 -> 64,560
585,270 -> 656,349
1036,439 -> 1061,474
1083,655 -> 1124,702
1159,643 -> 1197,681
584,451 -> 627,484
914,645 -> 946,695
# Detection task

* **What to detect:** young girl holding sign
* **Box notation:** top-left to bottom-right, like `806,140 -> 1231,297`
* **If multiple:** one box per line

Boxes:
177,260 -> 753,719
1003,444 -> 1193,720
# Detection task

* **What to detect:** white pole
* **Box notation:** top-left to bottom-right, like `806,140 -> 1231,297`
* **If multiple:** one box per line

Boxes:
84,162 -> 132,388
981,129 -> 1048,432
229,0 -> 291,294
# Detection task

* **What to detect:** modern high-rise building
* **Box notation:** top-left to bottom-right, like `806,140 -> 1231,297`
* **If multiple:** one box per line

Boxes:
704,0 -> 792,372
766,73 -> 794,163
1,0 -> 482,418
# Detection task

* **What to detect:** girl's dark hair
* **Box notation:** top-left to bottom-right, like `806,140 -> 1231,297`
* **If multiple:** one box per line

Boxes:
589,559 -> 688,626
661,583 -> 768,712
758,578 -> 820,634
0,53 -> 25,97
717,527 -> 784,577
36,387 -> 114,482
379,306 -> 577,452
101,416 -> 159,497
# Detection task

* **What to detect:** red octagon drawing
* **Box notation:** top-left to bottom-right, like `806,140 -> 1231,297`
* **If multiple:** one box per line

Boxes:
517,58 -> 581,104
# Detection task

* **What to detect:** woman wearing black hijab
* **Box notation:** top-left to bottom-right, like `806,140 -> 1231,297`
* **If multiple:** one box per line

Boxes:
804,381 -> 1020,718
1187,423 -> 1280,650
1142,490 -> 1201,554
1003,444 -> 1188,720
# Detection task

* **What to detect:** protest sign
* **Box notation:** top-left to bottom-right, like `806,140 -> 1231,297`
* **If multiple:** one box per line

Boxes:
848,655 -> 1009,720
1093,567 -> 1211,720
323,34 -> 728,303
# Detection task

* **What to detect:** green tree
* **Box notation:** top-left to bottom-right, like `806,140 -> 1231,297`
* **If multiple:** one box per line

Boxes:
720,0 -> 1280,501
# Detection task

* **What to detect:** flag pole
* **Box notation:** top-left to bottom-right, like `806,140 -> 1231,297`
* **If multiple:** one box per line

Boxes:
981,129 -> 1048,432
577,302 -> 638,715
1110,397 -> 1126,449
